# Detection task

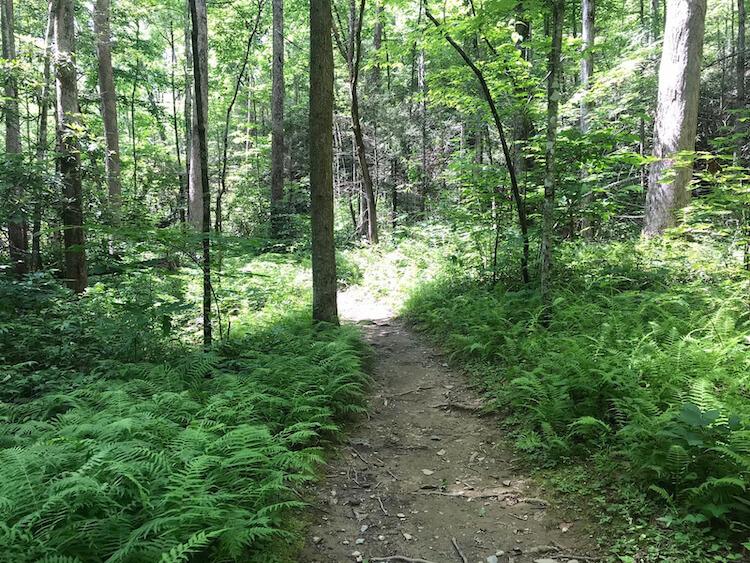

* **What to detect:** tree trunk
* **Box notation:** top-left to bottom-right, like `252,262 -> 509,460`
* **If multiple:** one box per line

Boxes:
425,6 -> 530,283
54,0 -> 87,292
346,0 -> 378,243
540,0 -> 564,309
2,0 -> 27,275
188,0 -> 212,347
168,21 -> 186,224
310,0 -> 339,324
32,0 -> 56,271
271,0 -> 285,237
93,0 -> 122,225
651,0 -> 660,42
419,48 -> 428,215
643,0 -> 707,235
188,0 -> 208,230
737,0 -> 746,163
579,0 -> 594,238
183,1 -> 193,223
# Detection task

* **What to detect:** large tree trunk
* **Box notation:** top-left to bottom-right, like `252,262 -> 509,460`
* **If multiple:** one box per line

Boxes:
2,0 -> 27,275
188,0 -> 208,230
270,0 -> 285,237
93,0 -> 122,224
310,0 -> 339,324
54,0 -> 87,292
579,0 -> 594,238
540,0 -> 564,308
643,0 -> 707,235
188,0 -> 212,347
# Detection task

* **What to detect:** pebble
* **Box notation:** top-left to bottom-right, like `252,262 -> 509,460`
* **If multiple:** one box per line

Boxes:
486,556 -> 499,563
397,513 -> 406,518
378,535 -> 386,541
402,532 -> 413,540
312,536 -> 322,544
355,538 -> 365,545
533,559 -> 559,563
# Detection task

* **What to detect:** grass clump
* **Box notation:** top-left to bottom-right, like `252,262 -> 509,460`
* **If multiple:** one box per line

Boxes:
0,254 -> 368,562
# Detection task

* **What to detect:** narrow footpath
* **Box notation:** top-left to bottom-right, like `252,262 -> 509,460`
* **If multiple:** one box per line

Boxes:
300,288 -> 599,563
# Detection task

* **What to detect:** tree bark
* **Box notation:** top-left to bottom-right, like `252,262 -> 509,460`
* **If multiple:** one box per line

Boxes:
334,0 -> 379,243
183,1 -> 193,223
93,0 -> 122,224
579,0 -> 594,238
2,0 -> 27,275
737,0 -> 746,163
310,0 -> 339,324
188,0 -> 208,230
271,0 -> 285,237
643,0 -> 707,235
425,5 -> 530,284
651,0 -> 660,42
54,0 -> 87,292
188,0 -> 212,347
32,0 -> 57,271
540,0 -> 565,308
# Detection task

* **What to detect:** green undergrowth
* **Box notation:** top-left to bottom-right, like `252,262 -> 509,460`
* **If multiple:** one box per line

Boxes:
0,252 -> 368,562
395,238 -> 750,560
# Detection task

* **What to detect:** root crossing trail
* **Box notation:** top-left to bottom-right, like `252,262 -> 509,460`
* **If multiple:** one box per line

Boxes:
300,288 -> 598,563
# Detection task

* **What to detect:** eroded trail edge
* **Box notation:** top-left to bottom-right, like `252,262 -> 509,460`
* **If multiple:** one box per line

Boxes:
300,289 -> 598,563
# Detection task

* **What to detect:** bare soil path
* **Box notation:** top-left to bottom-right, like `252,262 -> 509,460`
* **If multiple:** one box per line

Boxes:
300,288 -> 599,563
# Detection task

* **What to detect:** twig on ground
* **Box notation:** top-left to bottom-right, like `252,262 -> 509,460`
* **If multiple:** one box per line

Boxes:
556,555 -> 600,561
371,557 -> 438,563
451,537 -> 468,563
395,385 -> 434,396
386,469 -> 399,480
377,495 -> 388,515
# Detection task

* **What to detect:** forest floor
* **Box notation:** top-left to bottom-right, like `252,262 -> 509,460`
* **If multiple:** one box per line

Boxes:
299,286 -> 600,563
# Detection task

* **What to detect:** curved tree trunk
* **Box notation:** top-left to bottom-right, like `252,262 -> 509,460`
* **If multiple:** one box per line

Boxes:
94,0 -> 122,225
643,0 -> 707,235
310,0 -> 339,324
55,0 -> 87,292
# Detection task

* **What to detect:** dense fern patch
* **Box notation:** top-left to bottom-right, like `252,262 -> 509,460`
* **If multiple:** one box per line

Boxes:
0,260 -> 367,562
402,240 -> 750,548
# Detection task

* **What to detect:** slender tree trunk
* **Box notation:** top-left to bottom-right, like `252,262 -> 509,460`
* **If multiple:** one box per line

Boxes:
94,0 -> 122,225
345,0 -> 378,243
419,48 -> 428,215
425,5 -> 530,283
168,22 -> 186,223
310,0 -> 339,324
188,0 -> 208,230
32,0 -> 56,271
540,0 -> 565,308
651,0 -> 660,41
2,0 -> 27,275
643,0 -> 707,235
737,0 -> 746,163
188,0 -> 212,347
55,0 -> 87,292
579,0 -> 594,238
271,0 -> 285,237
183,1 -> 193,223
218,2 -> 262,232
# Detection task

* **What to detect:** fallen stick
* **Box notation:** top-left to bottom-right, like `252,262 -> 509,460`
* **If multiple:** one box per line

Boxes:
371,557 -> 438,563
377,495 -> 388,515
395,385 -> 434,396
451,537 -> 468,563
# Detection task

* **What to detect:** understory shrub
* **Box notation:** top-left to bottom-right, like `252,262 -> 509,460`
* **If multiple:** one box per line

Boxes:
0,261 -> 368,562
403,240 -> 750,536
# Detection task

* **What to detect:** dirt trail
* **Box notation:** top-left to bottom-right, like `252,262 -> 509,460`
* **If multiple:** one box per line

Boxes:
300,288 -> 598,563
